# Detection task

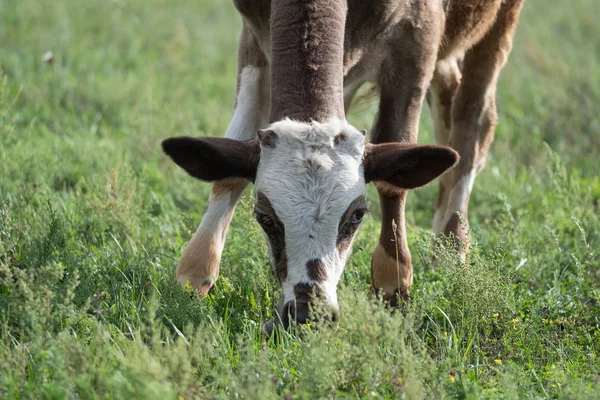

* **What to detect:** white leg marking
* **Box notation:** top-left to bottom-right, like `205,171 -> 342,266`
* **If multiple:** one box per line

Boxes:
178,66 -> 269,291
437,171 -> 476,234
225,66 -> 270,140
177,183 -> 244,293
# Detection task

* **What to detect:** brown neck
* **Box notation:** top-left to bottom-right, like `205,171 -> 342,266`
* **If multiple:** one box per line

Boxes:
269,0 -> 347,123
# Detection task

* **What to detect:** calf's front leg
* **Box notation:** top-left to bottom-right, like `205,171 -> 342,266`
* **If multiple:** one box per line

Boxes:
176,24 -> 270,294
370,13 -> 442,304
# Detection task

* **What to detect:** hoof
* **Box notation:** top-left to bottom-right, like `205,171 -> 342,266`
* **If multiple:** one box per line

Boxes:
177,272 -> 215,296
371,286 -> 410,307
370,244 -> 413,306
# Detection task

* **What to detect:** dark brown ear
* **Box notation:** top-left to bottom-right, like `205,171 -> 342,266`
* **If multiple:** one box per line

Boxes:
363,143 -> 459,189
161,137 -> 261,182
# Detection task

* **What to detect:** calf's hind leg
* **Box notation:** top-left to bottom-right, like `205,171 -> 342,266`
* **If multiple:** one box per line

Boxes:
432,0 -> 524,256
429,58 -> 462,241
176,23 -> 270,294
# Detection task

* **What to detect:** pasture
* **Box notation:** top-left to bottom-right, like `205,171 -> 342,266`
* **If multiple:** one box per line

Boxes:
1,0 -> 599,398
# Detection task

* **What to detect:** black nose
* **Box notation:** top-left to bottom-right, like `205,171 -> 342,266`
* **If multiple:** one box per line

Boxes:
280,300 -> 340,328
281,301 -> 310,327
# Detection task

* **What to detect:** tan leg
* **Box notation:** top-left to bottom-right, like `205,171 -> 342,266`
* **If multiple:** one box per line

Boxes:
176,24 -> 270,294
433,0 -> 524,257
371,190 -> 413,303
370,7 -> 443,304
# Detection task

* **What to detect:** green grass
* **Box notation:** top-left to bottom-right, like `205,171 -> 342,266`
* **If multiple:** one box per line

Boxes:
1,0 -> 599,398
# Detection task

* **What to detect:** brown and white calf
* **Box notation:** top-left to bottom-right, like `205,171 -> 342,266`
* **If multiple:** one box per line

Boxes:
162,0 -> 524,327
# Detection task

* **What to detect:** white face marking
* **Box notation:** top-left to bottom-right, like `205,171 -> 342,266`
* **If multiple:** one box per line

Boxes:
254,118 -> 367,309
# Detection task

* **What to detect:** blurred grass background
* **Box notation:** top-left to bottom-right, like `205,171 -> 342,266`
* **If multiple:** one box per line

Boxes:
1,0 -> 599,398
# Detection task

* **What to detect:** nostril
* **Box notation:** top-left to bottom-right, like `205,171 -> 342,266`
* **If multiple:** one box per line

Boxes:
331,309 -> 340,323
294,302 -> 310,324
281,301 -> 310,327
321,308 -> 340,324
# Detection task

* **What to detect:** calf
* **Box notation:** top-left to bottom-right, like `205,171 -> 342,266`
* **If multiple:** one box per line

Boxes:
162,0 -> 523,328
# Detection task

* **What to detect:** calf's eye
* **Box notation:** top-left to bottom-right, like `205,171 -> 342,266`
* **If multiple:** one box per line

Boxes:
255,213 -> 273,227
350,209 -> 365,225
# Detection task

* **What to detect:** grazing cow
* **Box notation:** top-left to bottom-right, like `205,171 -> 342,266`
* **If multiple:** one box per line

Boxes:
162,0 -> 524,329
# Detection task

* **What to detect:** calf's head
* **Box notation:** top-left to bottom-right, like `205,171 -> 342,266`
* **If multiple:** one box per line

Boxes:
162,119 -> 458,329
